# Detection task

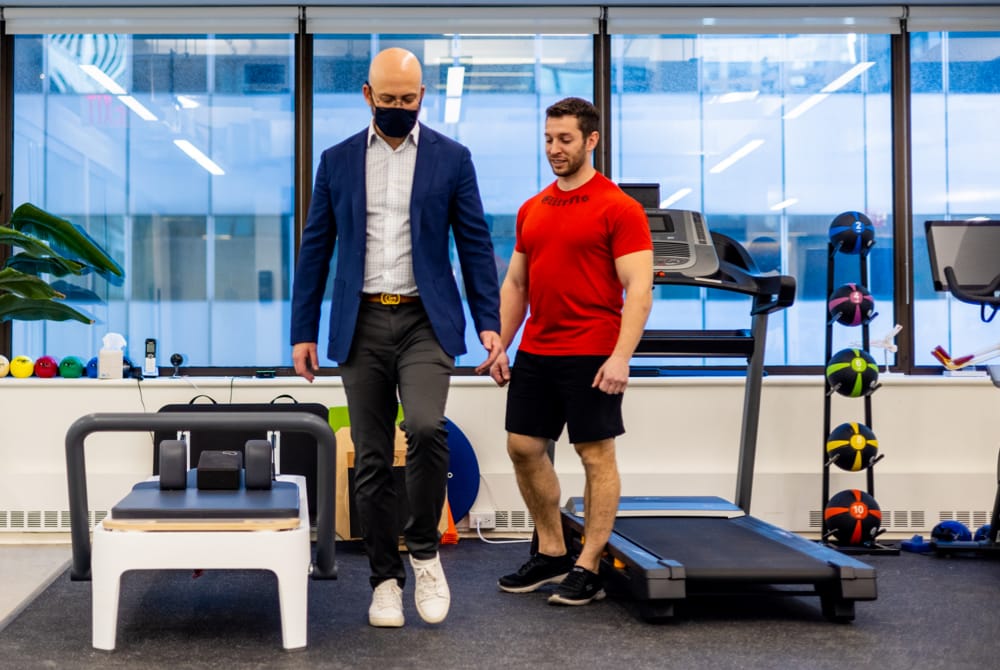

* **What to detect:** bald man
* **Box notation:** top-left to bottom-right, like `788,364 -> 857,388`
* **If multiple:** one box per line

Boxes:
291,48 -> 502,627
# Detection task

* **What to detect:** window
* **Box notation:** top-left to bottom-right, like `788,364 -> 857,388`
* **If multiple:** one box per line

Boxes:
11,33 -> 296,366
311,34 -> 594,366
610,32 -> 895,366
7,6 -> 998,374
911,32 -> 1000,365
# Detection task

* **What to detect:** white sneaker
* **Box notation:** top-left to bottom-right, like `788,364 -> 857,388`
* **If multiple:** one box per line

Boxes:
368,579 -> 404,628
410,553 -> 450,624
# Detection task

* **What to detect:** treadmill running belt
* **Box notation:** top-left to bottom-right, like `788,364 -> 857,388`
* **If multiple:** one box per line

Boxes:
613,516 -> 836,582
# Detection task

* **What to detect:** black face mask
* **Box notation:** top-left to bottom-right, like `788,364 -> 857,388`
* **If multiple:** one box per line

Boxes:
373,105 -> 419,138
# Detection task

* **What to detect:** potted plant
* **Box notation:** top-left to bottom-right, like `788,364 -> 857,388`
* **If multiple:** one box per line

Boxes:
0,202 -> 124,324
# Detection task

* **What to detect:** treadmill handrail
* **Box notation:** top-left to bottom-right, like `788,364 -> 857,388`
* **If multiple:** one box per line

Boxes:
653,232 -> 796,317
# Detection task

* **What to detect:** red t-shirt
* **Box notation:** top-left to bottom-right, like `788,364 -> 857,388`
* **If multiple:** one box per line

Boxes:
515,172 -> 652,356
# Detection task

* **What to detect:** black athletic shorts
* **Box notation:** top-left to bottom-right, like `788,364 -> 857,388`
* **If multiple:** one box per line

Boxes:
505,350 -> 625,444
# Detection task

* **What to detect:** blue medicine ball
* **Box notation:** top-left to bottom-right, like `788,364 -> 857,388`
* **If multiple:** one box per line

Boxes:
931,520 -> 972,543
829,211 -> 875,254
86,356 -> 99,378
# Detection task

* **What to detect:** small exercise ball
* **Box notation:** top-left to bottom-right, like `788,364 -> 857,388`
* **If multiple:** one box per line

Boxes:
931,520 -> 972,543
825,489 -> 882,546
10,355 -> 35,378
59,356 -> 85,378
0,354 -> 9,378
826,422 -> 879,472
829,211 -> 875,254
828,283 -> 875,327
86,356 -> 99,378
34,355 -> 59,378
826,348 -> 879,397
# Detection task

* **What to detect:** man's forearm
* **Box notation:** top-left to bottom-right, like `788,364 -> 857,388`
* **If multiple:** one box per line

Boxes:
611,288 -> 653,360
499,283 -> 528,349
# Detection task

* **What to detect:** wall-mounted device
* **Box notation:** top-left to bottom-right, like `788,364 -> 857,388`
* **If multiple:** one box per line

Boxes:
143,338 -> 158,377
646,208 -> 719,278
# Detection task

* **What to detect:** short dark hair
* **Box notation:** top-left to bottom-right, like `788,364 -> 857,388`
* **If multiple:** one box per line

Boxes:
546,97 -> 600,138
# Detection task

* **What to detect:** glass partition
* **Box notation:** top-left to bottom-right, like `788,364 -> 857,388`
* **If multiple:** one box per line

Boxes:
11,33 -> 296,366
311,34 -> 594,366
610,33 -> 895,366
911,31 -> 1000,366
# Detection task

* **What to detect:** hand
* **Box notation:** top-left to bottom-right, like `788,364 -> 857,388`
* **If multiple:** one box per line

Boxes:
489,350 -> 511,387
474,330 -> 504,375
592,354 -> 629,395
292,342 -> 319,383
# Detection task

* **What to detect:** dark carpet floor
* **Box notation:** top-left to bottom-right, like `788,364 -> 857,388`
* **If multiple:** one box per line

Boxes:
2,539 -> 999,670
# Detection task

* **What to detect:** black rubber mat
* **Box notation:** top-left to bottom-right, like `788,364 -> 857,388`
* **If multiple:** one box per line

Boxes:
614,516 -> 837,582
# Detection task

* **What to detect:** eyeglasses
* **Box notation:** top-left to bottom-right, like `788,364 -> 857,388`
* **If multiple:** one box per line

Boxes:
365,81 -> 419,107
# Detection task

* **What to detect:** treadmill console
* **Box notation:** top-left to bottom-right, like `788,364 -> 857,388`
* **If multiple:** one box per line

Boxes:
647,208 -> 719,278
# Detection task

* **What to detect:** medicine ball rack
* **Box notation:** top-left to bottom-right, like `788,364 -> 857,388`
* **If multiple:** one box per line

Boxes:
822,233 -> 897,555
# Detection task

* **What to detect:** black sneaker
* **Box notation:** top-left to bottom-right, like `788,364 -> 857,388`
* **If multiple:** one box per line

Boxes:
547,566 -> 605,606
498,553 -> 574,593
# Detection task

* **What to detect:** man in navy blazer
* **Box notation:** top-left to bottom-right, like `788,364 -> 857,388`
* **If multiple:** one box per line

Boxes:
291,48 -> 502,628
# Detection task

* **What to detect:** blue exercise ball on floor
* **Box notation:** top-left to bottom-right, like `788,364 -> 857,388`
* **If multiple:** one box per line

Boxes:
932,520 -> 972,542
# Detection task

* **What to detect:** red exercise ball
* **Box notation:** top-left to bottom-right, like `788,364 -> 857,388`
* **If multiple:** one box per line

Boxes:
34,355 -> 60,378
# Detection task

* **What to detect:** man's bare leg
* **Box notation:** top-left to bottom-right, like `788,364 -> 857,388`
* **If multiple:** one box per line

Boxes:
573,438 -> 619,573
508,432 -> 566,557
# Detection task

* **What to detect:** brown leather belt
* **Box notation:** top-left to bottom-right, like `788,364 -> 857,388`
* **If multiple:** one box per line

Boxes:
362,292 -> 420,305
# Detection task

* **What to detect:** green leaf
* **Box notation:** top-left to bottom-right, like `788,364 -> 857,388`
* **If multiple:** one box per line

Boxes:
0,225 -> 65,260
8,203 -> 125,281
4,251 -> 87,277
0,294 -> 95,324
50,279 -> 104,304
0,267 -> 67,300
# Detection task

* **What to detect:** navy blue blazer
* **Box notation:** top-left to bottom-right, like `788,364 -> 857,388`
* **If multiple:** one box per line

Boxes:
290,123 -> 501,363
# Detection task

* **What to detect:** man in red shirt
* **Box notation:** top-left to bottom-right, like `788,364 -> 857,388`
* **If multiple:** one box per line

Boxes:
483,97 -> 653,605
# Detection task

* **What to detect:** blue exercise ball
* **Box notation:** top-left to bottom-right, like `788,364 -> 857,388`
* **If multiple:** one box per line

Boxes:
932,520 -> 972,542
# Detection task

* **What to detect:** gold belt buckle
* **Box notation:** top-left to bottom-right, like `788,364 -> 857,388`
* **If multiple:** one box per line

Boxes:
380,293 -> 401,306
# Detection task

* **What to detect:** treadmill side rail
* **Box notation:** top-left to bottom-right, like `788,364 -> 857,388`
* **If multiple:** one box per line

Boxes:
561,510 -> 687,601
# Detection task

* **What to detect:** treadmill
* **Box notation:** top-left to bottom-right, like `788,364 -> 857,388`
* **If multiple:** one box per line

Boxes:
560,210 -> 878,622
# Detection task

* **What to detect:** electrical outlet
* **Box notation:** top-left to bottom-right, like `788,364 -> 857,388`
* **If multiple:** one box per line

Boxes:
469,510 -> 496,529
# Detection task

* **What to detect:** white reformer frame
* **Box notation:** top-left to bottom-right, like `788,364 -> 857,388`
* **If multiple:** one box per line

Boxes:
64,411 -> 338,652
91,474 -> 311,651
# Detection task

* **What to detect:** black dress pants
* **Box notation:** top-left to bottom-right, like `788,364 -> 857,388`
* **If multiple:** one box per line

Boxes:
338,301 -> 454,589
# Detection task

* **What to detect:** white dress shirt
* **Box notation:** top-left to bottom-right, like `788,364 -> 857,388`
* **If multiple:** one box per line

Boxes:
363,121 -> 420,296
